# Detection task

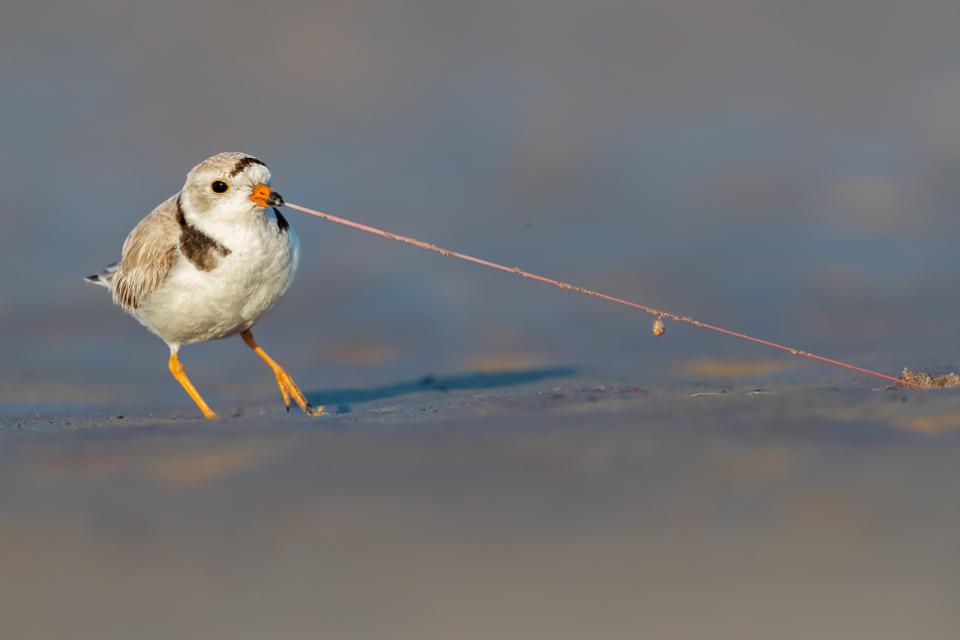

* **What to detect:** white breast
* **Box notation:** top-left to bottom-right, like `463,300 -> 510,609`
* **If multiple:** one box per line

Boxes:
136,211 -> 299,346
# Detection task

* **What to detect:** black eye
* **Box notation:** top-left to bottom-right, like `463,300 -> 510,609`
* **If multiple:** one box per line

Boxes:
211,180 -> 229,194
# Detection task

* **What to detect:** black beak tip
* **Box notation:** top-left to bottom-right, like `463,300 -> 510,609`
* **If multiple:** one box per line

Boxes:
267,191 -> 284,207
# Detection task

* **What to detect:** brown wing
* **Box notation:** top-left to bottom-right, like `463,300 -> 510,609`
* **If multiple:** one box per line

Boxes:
112,195 -> 181,311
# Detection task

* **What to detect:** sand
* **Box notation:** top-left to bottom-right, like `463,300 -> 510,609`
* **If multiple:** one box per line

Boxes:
2,375 -> 959,639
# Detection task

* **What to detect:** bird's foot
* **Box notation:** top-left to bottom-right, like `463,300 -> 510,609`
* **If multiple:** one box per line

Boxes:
273,366 -> 324,416
169,352 -> 219,420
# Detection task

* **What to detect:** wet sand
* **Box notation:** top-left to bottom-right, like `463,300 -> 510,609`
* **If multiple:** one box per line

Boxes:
6,3 -> 960,635
2,377 -> 958,639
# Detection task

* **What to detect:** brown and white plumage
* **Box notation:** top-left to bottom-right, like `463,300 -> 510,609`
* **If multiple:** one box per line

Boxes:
106,195 -> 181,311
86,152 -> 322,419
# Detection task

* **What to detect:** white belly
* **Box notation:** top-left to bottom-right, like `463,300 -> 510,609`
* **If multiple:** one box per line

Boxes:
136,218 -> 300,346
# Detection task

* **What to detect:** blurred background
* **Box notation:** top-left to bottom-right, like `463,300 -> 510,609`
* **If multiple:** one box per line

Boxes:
5,1 -> 960,405
4,4 -> 960,639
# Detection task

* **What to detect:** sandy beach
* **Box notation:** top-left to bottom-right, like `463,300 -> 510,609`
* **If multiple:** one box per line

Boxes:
5,1 -> 960,636
2,373 -> 959,639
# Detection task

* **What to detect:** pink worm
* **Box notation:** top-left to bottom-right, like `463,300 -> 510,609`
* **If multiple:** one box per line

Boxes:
284,201 -> 920,389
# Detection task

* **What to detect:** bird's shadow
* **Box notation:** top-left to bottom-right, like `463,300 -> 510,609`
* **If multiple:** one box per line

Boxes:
306,366 -> 575,414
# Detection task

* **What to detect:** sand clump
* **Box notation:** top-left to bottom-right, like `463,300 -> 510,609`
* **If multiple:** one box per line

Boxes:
902,368 -> 960,388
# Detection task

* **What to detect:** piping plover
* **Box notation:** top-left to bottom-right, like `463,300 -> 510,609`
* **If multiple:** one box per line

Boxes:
86,152 -> 322,419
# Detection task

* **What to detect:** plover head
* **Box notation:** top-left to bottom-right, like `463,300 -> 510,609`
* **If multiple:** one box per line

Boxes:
179,152 -> 284,227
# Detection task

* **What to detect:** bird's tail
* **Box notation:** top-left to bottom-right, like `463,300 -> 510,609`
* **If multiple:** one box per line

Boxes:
84,262 -> 119,289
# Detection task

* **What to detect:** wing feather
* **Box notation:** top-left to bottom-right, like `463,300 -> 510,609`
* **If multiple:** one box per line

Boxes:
112,195 -> 181,311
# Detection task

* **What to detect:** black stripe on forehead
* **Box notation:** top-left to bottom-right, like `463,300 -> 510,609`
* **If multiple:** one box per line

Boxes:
228,156 -> 267,177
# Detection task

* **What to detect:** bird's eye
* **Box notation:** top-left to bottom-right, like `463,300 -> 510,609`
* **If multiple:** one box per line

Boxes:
210,180 -> 230,194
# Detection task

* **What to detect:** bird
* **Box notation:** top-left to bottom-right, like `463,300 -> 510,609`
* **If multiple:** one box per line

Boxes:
86,152 -> 322,419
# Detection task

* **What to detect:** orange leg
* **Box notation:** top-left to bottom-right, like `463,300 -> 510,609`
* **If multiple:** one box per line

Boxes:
168,350 -> 218,420
241,329 -> 323,416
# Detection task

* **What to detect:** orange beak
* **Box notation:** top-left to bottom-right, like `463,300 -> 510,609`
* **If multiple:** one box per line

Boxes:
250,183 -> 284,208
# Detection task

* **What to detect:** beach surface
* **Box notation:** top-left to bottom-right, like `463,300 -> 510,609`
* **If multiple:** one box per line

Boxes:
2,372 -> 959,639
5,1 -> 960,636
